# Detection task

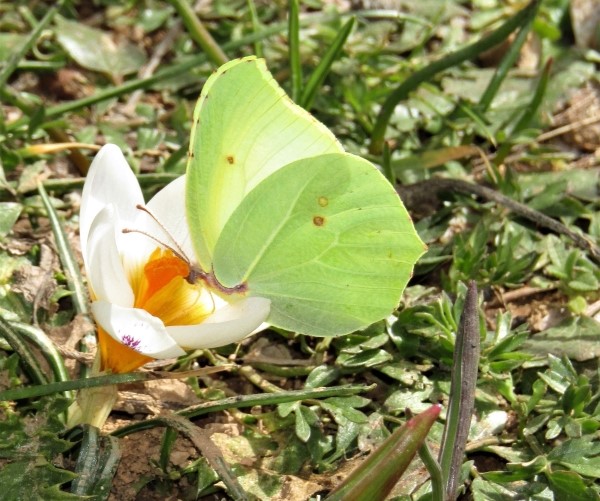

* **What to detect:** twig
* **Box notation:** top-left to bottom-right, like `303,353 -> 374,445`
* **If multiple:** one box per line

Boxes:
237,365 -> 283,393
498,285 -> 555,303
154,413 -> 250,501
397,178 -> 600,264
124,20 -> 183,112
537,114 -> 600,143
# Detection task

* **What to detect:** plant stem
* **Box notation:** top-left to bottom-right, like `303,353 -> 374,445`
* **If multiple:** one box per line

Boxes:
288,0 -> 302,102
419,441 -> 444,501
170,0 -> 228,66
438,281 -> 480,500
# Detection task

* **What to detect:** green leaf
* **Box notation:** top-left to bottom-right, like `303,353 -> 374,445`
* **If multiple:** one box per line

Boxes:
0,202 -> 22,238
548,437 -> 600,478
338,348 -> 394,368
299,16 -> 355,109
71,425 -> 121,498
321,396 -> 370,424
55,16 -> 146,78
288,0 -> 302,102
546,470 -> 600,501
294,406 -> 314,442
305,365 -> 340,388
482,456 -> 548,483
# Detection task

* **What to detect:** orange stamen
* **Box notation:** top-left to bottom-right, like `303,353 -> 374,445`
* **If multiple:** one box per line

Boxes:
135,248 -> 190,309
99,247 -> 213,374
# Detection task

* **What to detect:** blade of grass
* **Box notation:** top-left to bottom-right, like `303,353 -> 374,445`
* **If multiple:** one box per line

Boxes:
300,16 -> 355,109
382,141 -> 394,184
112,384 -> 373,437
9,173 -> 179,197
438,281 -> 480,500
159,428 -> 179,471
38,182 -> 95,378
477,3 -> 540,114
38,183 -> 89,317
369,0 -> 541,155
494,58 -> 552,166
170,0 -> 228,66
246,0 -> 263,58
0,372 -> 148,401
0,0 -> 67,88
288,0 -> 302,103
10,322 -> 72,400
0,315 -> 48,386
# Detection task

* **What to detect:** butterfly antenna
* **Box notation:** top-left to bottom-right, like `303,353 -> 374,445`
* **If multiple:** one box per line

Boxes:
134,204 -> 188,259
121,227 -> 189,265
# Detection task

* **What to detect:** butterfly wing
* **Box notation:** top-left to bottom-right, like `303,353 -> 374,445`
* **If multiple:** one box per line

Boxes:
212,153 -> 426,336
186,56 -> 343,272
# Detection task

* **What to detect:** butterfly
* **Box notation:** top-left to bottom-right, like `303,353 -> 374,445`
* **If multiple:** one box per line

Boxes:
185,56 -> 425,337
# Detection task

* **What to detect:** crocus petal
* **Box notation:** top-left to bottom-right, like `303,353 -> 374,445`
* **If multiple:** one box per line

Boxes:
86,206 -> 134,307
166,297 -> 271,349
122,175 -> 193,275
92,301 -> 186,359
146,176 -> 195,261
80,144 -> 144,263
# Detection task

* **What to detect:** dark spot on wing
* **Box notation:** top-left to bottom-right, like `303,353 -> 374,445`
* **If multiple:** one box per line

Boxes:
226,155 -> 235,165
313,216 -> 325,226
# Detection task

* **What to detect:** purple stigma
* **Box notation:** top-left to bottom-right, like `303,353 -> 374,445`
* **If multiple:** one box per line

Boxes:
122,335 -> 141,351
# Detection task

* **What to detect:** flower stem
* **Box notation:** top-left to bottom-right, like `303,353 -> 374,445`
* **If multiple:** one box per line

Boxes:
68,355 -> 118,429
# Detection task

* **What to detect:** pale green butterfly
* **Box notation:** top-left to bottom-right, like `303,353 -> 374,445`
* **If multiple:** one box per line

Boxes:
185,56 -> 425,337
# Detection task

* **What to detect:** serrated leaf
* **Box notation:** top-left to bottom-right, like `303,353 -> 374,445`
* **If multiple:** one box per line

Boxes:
0,460 -> 79,500
548,437 -> 600,478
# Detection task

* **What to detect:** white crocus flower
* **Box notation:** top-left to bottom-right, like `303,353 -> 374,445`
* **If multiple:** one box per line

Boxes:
80,144 -> 271,374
